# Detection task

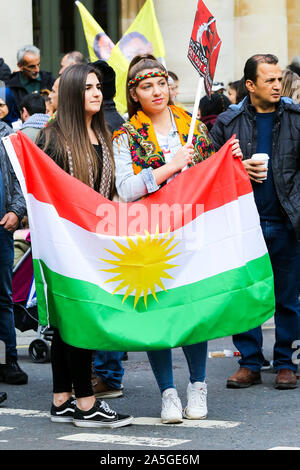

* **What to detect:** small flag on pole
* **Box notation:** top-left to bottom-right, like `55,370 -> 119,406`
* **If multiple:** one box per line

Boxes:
188,0 -> 222,96
187,0 -> 222,144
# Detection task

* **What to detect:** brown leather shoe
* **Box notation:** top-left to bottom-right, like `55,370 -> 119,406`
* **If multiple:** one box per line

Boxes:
226,367 -> 262,388
92,377 -> 124,398
274,369 -> 298,390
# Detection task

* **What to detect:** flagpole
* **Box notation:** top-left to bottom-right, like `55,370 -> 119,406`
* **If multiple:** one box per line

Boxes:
187,76 -> 205,144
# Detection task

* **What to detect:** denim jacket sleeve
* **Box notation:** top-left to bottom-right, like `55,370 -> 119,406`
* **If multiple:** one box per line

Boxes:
113,134 -> 160,202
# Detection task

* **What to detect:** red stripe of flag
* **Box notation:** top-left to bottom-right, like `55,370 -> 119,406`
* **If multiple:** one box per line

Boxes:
10,132 -> 252,237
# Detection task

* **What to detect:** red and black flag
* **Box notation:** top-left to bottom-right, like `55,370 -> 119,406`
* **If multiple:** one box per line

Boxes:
188,0 -> 222,96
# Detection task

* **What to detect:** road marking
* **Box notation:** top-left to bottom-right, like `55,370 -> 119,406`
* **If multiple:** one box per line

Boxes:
0,426 -> 15,442
58,433 -> 189,448
133,417 -> 240,428
0,427 -> 15,432
0,408 -> 49,418
269,447 -> 300,450
0,409 -> 240,429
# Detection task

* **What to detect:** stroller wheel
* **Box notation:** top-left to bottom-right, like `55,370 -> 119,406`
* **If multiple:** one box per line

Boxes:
28,339 -> 50,363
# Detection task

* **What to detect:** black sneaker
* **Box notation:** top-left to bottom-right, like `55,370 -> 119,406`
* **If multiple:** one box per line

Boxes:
51,398 -> 76,423
0,360 -> 28,385
0,392 -> 7,404
73,399 -> 133,428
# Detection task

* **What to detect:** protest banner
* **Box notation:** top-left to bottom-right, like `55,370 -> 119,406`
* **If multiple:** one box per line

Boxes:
76,0 -> 165,115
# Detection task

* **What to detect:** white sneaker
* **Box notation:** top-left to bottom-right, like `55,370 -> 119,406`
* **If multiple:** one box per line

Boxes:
184,381 -> 207,419
161,388 -> 183,424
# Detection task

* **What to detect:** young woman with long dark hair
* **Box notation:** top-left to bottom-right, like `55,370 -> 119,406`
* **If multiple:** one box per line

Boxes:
36,64 -> 132,428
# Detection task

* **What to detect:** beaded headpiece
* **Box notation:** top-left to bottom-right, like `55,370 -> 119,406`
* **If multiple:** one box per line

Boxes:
128,70 -> 168,87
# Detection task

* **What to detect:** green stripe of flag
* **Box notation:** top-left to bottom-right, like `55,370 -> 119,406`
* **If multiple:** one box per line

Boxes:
33,255 -> 274,351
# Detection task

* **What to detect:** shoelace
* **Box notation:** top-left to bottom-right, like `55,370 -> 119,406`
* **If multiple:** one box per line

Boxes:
164,394 -> 181,411
189,388 -> 207,407
6,362 -> 22,372
99,400 -> 117,416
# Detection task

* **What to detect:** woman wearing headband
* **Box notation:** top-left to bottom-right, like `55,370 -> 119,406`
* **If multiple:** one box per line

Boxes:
113,55 -> 242,424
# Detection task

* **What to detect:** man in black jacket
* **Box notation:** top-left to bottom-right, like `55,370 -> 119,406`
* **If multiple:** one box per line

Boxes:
90,60 -> 124,133
0,59 -> 11,84
7,45 -> 54,111
210,54 -> 300,390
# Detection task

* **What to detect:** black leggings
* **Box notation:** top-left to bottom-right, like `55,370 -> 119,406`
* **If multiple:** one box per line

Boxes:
51,328 -> 93,398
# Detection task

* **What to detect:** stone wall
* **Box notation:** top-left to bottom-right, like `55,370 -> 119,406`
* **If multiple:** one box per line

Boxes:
287,0 -> 300,63
234,0 -> 288,77
0,0 -> 33,71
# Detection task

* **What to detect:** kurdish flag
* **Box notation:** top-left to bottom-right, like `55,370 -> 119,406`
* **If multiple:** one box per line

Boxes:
3,132 -> 275,351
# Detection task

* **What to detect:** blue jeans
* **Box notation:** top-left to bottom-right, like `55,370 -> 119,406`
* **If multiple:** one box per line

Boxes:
93,351 -> 124,389
147,342 -> 208,394
233,219 -> 300,372
0,227 -> 17,361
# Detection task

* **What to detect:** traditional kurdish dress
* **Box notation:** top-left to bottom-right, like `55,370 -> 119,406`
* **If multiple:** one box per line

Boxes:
113,105 -> 214,176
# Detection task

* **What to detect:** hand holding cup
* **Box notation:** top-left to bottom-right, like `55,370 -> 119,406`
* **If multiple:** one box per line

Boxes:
243,153 -> 269,183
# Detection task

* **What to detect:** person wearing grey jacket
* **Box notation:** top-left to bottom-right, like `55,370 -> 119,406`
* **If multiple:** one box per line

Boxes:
19,93 -> 49,142
0,121 -> 28,385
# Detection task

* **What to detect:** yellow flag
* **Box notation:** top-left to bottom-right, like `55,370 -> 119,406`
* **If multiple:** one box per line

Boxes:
75,1 -> 115,62
75,0 -> 165,115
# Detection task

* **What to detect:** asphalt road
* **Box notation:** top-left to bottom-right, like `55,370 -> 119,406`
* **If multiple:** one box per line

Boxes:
0,320 -> 300,455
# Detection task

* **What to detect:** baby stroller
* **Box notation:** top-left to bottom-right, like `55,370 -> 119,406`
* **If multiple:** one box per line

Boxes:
12,233 -> 53,363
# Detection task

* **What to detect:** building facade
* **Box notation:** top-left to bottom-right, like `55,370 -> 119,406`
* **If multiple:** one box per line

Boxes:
1,0 -> 299,107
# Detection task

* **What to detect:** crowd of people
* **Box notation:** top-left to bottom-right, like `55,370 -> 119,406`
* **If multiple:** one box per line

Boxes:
0,44 -> 299,426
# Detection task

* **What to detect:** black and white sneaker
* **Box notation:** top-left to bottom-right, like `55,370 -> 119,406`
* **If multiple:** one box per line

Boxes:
73,399 -> 133,428
50,398 -> 76,423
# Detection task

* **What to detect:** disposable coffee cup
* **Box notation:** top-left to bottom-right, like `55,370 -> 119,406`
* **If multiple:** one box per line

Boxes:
251,153 -> 269,180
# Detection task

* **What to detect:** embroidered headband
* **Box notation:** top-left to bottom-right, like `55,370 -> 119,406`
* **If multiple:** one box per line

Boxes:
128,70 -> 168,87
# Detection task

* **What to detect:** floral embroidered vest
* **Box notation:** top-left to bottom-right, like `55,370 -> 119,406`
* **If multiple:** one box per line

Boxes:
113,105 -> 214,175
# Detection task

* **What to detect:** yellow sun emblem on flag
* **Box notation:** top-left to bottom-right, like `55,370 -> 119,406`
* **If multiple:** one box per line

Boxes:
101,227 -> 179,309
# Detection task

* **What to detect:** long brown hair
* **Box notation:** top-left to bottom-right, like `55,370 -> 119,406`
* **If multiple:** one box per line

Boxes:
41,64 -> 114,189
126,54 -> 173,118
281,69 -> 300,102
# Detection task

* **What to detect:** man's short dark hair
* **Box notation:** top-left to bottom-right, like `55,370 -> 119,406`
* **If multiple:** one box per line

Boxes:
19,93 -> 46,116
244,54 -> 279,83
